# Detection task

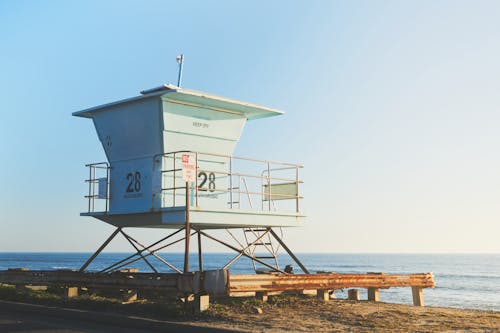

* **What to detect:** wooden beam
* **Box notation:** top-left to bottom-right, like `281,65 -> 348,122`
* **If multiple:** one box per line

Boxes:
229,272 -> 435,293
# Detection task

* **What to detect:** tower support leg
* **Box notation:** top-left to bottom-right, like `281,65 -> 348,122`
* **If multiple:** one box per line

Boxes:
184,182 -> 191,273
269,229 -> 310,274
197,230 -> 203,272
79,227 -> 121,272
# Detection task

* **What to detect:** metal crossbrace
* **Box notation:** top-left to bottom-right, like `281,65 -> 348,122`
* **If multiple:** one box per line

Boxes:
98,228 -> 186,273
225,229 -> 247,249
80,227 -> 186,273
120,230 -> 158,273
118,231 -> 180,273
198,230 -> 287,274
223,228 -> 273,270
79,226 -> 308,275
118,231 -> 186,274
101,231 -> 197,274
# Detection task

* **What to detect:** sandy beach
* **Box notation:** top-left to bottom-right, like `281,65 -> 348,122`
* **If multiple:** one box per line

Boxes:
1,287 -> 499,332
196,296 -> 500,332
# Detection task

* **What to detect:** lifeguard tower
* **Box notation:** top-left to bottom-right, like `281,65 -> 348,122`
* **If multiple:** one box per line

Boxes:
74,84 -> 308,274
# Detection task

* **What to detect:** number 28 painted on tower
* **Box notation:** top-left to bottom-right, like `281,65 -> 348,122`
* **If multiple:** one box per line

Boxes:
126,171 -> 141,193
197,171 -> 216,192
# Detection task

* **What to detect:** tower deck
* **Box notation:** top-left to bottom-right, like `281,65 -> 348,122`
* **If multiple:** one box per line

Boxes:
83,150 -> 304,229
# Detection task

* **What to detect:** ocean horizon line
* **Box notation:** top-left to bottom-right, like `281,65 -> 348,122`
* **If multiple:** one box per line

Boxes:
1,251 -> 499,255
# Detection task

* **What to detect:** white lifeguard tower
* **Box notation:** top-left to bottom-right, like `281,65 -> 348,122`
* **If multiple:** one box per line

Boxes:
74,84 -> 308,274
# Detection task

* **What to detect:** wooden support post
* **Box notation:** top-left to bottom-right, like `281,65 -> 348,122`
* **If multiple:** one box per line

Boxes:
256,291 -> 269,302
194,294 -> 210,314
66,287 -> 79,298
367,288 -> 380,302
412,286 -> 424,306
348,289 -> 360,301
316,289 -> 329,301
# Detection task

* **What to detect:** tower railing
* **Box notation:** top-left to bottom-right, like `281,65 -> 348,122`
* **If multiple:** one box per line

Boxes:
154,151 -> 304,214
83,152 -> 303,215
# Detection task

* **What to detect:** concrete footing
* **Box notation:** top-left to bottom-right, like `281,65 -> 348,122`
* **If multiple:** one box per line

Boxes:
367,288 -> 380,302
348,289 -> 360,301
65,287 -> 78,298
255,291 -> 269,302
194,294 -> 210,314
316,289 -> 329,301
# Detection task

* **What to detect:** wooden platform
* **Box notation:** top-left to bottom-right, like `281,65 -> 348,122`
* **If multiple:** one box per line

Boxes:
0,269 -> 435,308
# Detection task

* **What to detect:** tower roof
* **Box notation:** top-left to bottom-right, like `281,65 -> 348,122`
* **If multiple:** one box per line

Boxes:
72,84 -> 283,120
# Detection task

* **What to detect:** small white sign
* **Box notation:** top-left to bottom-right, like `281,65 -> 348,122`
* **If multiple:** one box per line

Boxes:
181,153 -> 196,183
97,178 -> 108,199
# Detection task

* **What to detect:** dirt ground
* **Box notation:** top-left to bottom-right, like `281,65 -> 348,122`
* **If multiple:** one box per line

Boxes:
196,296 -> 500,333
1,285 -> 499,333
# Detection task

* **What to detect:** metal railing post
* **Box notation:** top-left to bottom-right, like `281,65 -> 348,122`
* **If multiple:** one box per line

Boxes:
267,162 -> 271,211
106,164 -> 109,212
229,156 -> 233,209
173,153 -> 176,207
296,167 -> 299,213
87,165 -> 92,213
195,152 -> 199,207
92,166 -> 96,212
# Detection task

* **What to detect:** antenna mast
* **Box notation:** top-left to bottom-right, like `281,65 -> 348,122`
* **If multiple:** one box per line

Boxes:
176,54 -> 184,87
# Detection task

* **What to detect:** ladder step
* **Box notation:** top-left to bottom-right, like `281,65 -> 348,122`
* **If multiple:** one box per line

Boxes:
253,242 -> 272,246
245,228 -> 268,232
255,256 -> 276,259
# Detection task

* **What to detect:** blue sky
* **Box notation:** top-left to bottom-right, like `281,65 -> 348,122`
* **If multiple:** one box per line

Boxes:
1,0 -> 499,253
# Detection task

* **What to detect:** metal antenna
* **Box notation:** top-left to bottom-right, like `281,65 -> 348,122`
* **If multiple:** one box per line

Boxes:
176,54 -> 184,87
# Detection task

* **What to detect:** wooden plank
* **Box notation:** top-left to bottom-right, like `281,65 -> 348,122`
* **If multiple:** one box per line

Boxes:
0,270 -> 179,290
228,272 -> 435,293
0,270 -> 435,304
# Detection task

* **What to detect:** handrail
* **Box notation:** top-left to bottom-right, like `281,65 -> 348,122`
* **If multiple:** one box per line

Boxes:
84,162 -> 110,213
82,151 -> 303,215
154,150 -> 304,168
156,150 -> 303,214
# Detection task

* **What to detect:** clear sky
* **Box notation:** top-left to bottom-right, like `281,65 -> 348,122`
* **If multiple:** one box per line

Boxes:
1,0 -> 499,253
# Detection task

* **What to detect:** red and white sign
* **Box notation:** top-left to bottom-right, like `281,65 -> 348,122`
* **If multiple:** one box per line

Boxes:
181,153 -> 196,183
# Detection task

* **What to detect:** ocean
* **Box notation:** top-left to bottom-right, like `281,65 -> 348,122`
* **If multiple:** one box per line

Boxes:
0,253 -> 498,311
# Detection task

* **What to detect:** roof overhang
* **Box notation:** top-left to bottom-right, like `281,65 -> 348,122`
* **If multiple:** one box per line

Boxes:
72,84 -> 283,120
